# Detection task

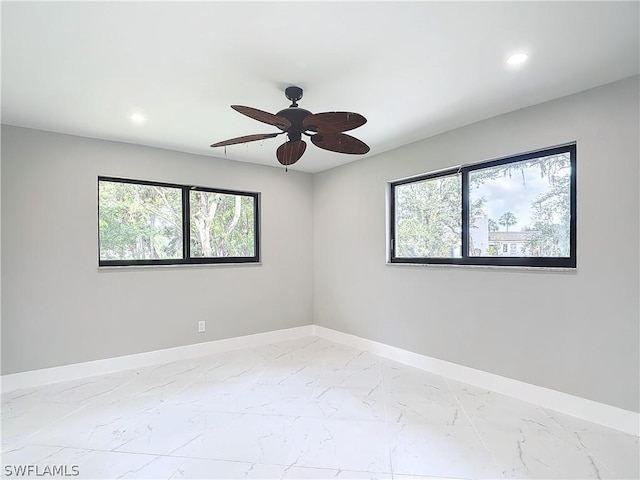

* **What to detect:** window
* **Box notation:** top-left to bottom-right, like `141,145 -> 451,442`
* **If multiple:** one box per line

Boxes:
390,144 -> 576,268
393,173 -> 461,258
98,177 -> 260,266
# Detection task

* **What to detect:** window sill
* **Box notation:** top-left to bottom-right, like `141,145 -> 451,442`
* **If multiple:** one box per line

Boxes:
98,262 -> 262,271
386,262 -> 576,273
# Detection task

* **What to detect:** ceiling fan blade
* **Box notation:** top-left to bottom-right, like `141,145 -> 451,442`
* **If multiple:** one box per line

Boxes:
310,133 -> 370,154
276,139 -> 307,166
231,105 -> 291,130
303,112 -> 367,133
210,132 -> 280,148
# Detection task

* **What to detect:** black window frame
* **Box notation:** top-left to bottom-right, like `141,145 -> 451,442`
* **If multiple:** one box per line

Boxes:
389,144 -> 577,268
98,176 -> 260,266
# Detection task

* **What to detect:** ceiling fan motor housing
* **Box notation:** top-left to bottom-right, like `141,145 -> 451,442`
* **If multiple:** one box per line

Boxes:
211,85 -> 369,167
276,107 -> 313,140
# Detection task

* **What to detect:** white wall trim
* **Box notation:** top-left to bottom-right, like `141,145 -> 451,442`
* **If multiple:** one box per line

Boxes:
312,325 -> 639,436
1,325 -> 314,393
3,323 -> 637,436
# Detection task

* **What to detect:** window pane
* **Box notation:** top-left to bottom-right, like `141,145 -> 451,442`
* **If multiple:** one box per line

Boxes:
190,191 -> 256,258
99,181 -> 183,260
395,175 -> 461,258
468,153 -> 572,258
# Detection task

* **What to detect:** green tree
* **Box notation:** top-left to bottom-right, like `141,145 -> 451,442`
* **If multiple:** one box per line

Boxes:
99,182 -> 182,260
396,175 -> 462,257
470,152 -> 572,256
527,168 -> 571,256
499,211 -> 517,232
190,191 -> 254,257
395,152 -> 571,259
395,173 -> 487,257
99,181 -> 255,261
519,154 -> 572,257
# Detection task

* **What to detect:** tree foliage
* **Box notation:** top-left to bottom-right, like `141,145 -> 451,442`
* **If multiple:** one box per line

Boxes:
498,211 -> 517,232
190,191 -> 255,257
395,176 -> 461,257
99,181 -> 255,260
395,152 -> 572,258
99,182 -> 182,260
526,155 -> 572,257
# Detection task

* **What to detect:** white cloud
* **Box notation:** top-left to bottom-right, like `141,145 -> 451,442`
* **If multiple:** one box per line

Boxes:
471,165 -> 551,230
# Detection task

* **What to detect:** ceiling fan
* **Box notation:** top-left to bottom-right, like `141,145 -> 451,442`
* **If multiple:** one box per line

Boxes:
210,86 -> 369,169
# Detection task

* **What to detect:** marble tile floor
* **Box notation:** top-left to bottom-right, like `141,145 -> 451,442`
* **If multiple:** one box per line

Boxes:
1,337 -> 638,479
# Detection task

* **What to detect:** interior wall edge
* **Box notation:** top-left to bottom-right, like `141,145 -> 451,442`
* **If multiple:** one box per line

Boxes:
311,75 -> 639,414
1,125 -> 315,374
0,325 -> 314,393
311,325 -> 639,436
3,323 -> 635,437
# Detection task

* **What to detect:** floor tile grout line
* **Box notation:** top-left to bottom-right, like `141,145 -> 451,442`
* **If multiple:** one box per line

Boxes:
538,405 -> 617,478
254,338 -> 329,415
379,361 -> 396,477
303,341 -> 329,417
167,342 -> 301,409
443,376 -> 499,468
1,403 -> 91,455
147,366 -> 209,409
4,337 -> 637,479
3,367 -> 147,409
243,347 -> 277,387
90,368 -> 153,401
6,443 -> 393,477
441,375 -> 505,475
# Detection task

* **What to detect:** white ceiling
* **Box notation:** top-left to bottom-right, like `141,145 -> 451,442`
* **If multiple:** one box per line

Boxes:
2,1 -> 638,173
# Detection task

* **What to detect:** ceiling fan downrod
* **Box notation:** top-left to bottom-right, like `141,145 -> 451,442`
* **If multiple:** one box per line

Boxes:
210,85 -> 369,169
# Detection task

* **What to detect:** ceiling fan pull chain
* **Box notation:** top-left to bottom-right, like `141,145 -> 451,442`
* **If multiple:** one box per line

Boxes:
211,86 -> 369,166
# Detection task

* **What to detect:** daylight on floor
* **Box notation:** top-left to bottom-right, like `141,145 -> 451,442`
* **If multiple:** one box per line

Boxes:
1,1 -> 638,479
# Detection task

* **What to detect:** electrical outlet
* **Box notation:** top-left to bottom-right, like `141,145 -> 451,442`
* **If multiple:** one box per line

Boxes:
198,321 -> 206,333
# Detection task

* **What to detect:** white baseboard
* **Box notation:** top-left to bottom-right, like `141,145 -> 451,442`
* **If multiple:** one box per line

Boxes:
312,325 -> 639,437
1,325 -> 314,393
3,323 -> 637,436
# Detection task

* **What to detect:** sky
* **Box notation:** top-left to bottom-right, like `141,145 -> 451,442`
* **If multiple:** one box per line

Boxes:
471,163 -> 551,231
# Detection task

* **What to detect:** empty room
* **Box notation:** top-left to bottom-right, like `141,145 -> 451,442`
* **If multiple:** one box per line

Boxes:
1,1 -> 639,479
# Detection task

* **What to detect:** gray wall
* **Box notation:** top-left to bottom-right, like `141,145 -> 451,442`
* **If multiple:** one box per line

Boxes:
3,77 -> 638,414
313,76 -> 639,412
1,126 -> 314,374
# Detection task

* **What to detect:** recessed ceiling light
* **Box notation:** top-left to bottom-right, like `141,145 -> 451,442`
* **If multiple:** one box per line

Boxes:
506,53 -> 529,66
130,113 -> 146,124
